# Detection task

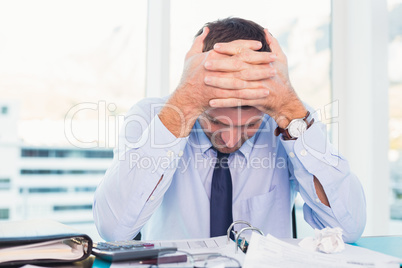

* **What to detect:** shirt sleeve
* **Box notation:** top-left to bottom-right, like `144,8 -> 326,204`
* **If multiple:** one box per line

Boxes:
93,100 -> 188,241
281,121 -> 366,243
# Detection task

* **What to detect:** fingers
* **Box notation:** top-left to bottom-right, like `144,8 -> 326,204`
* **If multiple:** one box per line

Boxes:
213,39 -> 263,55
205,52 -> 276,70
204,63 -> 276,86
209,98 -> 257,108
264,28 -> 284,55
213,88 -> 269,101
205,62 -> 276,80
206,75 -> 269,90
186,27 -> 209,58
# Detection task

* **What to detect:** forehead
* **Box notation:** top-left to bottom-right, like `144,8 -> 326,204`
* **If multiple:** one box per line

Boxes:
204,107 -> 264,126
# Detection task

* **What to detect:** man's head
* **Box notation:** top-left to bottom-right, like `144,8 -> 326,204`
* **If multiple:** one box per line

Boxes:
195,18 -> 270,153
198,107 -> 264,154
195,17 -> 271,53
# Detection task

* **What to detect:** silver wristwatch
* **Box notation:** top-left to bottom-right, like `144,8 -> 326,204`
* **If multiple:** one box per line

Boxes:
275,111 -> 314,140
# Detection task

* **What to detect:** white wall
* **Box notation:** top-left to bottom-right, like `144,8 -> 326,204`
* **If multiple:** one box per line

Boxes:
332,0 -> 389,236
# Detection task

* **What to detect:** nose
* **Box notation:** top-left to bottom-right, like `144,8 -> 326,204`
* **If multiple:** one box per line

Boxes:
221,128 -> 242,148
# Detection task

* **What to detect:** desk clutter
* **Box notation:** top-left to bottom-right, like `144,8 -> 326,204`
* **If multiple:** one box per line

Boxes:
1,219 -> 402,267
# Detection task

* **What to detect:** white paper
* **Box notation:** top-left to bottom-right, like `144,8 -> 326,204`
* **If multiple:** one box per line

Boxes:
0,239 -> 83,262
110,235 -> 245,267
299,227 -> 345,253
0,219 -> 80,238
0,220 -> 88,264
243,233 -> 402,268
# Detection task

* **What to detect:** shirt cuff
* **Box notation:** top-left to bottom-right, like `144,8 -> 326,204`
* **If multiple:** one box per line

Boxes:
281,122 -> 338,171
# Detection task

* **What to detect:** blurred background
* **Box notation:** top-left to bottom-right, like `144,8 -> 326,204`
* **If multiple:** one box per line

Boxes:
0,0 -> 400,241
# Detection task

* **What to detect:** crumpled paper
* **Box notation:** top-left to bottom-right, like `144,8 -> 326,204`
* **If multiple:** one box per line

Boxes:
298,227 -> 345,254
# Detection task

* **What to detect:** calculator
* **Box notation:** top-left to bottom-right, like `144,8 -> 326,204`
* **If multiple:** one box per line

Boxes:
92,240 -> 177,262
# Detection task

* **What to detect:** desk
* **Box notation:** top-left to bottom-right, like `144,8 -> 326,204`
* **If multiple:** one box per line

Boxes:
92,258 -> 111,268
90,236 -> 402,268
351,236 -> 402,260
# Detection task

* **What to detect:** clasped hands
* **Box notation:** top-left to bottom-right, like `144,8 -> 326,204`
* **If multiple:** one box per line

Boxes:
161,27 -> 307,138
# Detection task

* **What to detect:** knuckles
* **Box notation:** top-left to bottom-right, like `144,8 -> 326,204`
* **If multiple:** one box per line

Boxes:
237,49 -> 253,62
233,79 -> 246,89
239,69 -> 250,79
232,59 -> 245,71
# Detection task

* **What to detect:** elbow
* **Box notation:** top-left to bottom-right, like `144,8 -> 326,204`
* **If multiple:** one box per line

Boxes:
342,213 -> 366,243
93,194 -> 120,241
93,196 -> 142,241
342,229 -> 363,243
93,199 -> 111,241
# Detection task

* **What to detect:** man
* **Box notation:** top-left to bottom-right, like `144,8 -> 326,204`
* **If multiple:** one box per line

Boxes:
93,18 -> 366,243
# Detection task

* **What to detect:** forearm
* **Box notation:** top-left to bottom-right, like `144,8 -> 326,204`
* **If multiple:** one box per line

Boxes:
313,176 -> 330,207
93,156 -> 166,241
93,114 -> 188,241
283,121 -> 366,242
302,172 -> 366,243
159,86 -> 203,138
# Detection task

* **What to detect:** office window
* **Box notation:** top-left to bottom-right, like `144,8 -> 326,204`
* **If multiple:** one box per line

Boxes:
21,149 -> 50,158
20,148 -> 113,159
0,0 -> 146,241
1,106 -> 8,115
0,178 -> 11,190
27,187 -> 68,194
20,169 -> 106,175
83,150 -> 114,159
0,208 -> 9,220
0,0 -> 147,147
389,0 -> 402,231
53,204 -> 93,212
75,186 -> 97,193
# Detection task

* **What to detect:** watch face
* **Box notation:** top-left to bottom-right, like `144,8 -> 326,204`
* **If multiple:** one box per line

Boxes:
288,119 -> 307,138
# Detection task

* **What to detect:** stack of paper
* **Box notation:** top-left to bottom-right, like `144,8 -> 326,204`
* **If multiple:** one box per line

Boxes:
243,233 -> 402,268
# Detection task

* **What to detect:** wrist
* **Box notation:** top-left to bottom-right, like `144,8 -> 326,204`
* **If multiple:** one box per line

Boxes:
274,110 -> 314,140
159,92 -> 202,138
275,107 -> 308,129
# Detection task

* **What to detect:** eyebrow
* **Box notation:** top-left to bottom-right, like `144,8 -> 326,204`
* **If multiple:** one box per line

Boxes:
206,115 -> 262,127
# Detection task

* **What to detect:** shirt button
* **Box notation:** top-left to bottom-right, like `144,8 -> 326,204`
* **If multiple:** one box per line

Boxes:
289,152 -> 295,158
178,151 -> 184,157
300,149 -> 307,156
167,150 -> 174,157
149,195 -> 155,201
315,198 -> 320,203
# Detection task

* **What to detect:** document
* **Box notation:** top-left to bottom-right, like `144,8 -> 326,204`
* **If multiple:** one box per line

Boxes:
243,233 -> 402,268
110,235 -> 245,267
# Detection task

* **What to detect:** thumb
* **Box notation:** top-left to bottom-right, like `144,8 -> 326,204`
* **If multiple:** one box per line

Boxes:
186,27 -> 209,58
264,28 -> 283,55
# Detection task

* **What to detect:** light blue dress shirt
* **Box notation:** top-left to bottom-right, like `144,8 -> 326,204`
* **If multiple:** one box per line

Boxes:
93,97 -> 366,243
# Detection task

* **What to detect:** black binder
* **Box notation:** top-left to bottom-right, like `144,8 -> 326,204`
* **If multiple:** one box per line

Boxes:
0,219 -> 92,267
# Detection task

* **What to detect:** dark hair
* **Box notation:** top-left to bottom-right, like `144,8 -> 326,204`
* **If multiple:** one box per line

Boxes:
195,17 -> 271,53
